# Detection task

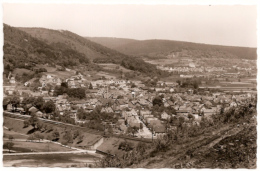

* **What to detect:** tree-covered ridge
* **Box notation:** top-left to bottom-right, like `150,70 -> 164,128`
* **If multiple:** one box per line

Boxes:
88,37 -> 257,60
17,26 -> 169,77
3,24 -> 90,74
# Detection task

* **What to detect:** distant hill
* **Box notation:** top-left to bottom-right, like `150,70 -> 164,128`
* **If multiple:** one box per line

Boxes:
4,24 -> 166,77
87,37 -> 257,60
87,37 -> 137,50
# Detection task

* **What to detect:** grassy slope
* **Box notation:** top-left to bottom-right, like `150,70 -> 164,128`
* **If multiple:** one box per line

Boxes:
3,117 -> 102,148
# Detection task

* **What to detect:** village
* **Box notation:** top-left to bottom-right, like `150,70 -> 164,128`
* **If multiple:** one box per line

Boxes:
3,65 -> 257,141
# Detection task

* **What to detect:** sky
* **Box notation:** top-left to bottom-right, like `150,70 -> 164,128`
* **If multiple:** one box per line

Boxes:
2,3 -> 258,47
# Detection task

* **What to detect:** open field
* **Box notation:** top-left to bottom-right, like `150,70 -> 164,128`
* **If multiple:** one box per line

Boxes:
47,70 -> 76,79
3,153 -> 100,167
13,68 -> 34,76
3,129 -> 28,139
96,71 -> 117,80
98,63 -> 132,73
145,58 -> 179,66
3,140 -> 73,153
4,116 -> 102,149
35,64 -> 57,72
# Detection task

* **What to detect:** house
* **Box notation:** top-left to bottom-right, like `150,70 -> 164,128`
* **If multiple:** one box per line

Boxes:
70,110 -> 77,119
24,82 -> 30,86
71,100 -> 86,109
29,106 -> 38,114
116,99 -> 128,109
36,111 -> 43,118
9,77 -> 16,84
230,101 -> 238,107
101,107 -> 114,113
204,101 -> 213,109
161,111 -> 170,120
112,105 -> 121,114
43,97 -> 54,102
85,105 -> 94,113
140,109 -> 151,117
167,100 -> 175,107
145,117 -> 158,124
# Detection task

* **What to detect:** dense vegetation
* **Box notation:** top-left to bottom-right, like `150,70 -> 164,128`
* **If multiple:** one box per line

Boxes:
17,26 -> 169,78
88,37 -> 257,60
3,24 -> 90,75
54,83 -> 86,99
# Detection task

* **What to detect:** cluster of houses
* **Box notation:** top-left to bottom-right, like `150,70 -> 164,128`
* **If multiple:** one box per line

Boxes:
4,69 -> 256,139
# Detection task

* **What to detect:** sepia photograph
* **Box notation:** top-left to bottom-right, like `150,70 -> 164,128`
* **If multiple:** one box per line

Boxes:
1,0 -> 258,169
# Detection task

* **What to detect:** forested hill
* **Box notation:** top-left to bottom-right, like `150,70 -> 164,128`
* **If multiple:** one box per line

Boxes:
4,24 -> 166,77
4,24 -> 90,72
87,37 -> 257,60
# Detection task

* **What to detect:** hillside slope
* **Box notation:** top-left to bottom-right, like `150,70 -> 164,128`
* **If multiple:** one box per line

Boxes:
87,37 -> 257,60
17,27 -> 166,77
3,24 -> 90,74
87,37 -> 137,50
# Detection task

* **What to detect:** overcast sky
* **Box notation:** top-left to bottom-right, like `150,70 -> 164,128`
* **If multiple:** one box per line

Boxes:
3,3 -> 257,47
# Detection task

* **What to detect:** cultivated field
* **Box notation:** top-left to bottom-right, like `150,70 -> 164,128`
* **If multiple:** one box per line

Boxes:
3,153 -> 99,167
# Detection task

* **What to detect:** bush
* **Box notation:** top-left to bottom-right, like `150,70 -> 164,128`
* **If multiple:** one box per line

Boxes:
23,120 -> 30,128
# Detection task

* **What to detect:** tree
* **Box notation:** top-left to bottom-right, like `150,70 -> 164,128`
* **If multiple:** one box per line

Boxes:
67,88 -> 86,99
108,126 -> 113,135
8,135 -> 14,141
43,101 -> 56,113
47,134 -> 53,141
10,96 -> 20,111
3,97 -> 11,110
89,83 -> 93,89
61,82 -> 68,88
63,129 -> 73,144
188,113 -> 195,121
23,120 -> 30,128
152,96 -> 163,107
73,130 -> 80,140
34,133 -> 44,142
118,141 -> 134,151
127,126 -> 139,137
27,134 -> 35,142
136,141 -> 147,153
3,142 -> 14,153
29,113 -> 39,129
140,123 -> 143,130
178,117 -> 185,128
37,121 -> 44,131
78,134 -> 84,143
35,97 -> 44,110
52,129 -> 60,141
47,125 -> 54,132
